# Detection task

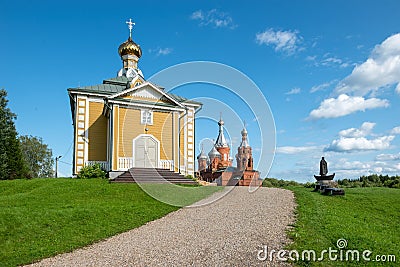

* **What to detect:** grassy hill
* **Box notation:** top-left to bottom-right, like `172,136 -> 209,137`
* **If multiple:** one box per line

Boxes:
288,187 -> 400,266
0,178 -> 221,267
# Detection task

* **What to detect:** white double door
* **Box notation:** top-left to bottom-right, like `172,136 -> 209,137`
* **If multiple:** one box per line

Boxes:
134,135 -> 158,168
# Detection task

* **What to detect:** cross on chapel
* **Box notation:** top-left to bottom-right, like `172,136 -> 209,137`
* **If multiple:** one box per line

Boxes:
126,18 -> 135,38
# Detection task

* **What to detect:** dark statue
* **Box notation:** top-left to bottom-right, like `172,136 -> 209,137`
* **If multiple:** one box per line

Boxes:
314,156 -> 335,181
313,156 -> 344,195
319,157 -> 328,176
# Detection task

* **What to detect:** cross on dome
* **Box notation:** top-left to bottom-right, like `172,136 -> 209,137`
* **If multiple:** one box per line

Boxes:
126,18 -> 135,38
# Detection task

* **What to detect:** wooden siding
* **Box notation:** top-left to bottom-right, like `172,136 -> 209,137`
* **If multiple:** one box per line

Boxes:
118,108 -> 141,157
118,107 -> 173,160
88,101 -> 107,161
180,116 -> 185,167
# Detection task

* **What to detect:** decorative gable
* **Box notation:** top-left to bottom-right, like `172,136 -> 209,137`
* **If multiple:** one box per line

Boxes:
130,86 -> 164,99
108,82 -> 185,108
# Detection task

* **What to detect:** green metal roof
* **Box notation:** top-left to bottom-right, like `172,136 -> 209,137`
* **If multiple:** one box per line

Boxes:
68,76 -> 201,106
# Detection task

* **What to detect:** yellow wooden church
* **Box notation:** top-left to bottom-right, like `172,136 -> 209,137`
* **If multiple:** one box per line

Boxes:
68,21 -> 201,177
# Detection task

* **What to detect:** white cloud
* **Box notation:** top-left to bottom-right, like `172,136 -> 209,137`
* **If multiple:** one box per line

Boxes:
309,94 -> 389,119
336,33 -> 400,96
325,122 -> 395,153
191,10 -> 204,20
310,80 -> 337,93
376,153 -> 400,161
149,47 -> 173,56
325,136 -> 394,152
391,126 -> 400,135
190,9 -> 236,29
285,87 -> 301,95
306,54 -> 350,69
339,122 -> 375,138
276,145 -> 321,154
157,48 -> 172,56
331,158 -> 400,177
256,28 -> 302,55
396,83 -> 400,94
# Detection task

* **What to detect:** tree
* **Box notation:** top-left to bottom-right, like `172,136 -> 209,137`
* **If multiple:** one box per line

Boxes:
19,135 -> 54,178
0,89 -> 27,179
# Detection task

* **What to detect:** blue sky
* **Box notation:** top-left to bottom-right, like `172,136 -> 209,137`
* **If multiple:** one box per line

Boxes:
1,0 -> 400,182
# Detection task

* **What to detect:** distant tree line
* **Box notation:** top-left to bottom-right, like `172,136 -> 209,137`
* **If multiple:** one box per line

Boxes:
263,174 -> 400,189
0,89 -> 54,180
337,174 -> 400,189
262,177 -> 301,188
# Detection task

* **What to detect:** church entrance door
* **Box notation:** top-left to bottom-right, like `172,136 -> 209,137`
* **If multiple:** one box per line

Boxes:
133,135 -> 159,168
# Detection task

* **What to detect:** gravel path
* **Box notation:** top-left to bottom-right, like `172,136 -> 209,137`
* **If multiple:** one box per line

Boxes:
27,187 -> 296,266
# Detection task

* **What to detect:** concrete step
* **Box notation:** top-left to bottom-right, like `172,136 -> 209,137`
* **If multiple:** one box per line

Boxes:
110,167 -> 197,185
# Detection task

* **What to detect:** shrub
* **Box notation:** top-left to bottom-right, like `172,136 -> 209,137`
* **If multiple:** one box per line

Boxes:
77,164 -> 106,179
304,182 -> 315,188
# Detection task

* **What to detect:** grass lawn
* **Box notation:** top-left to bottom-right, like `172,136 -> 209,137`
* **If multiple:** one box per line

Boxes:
288,187 -> 399,266
0,178 -> 222,267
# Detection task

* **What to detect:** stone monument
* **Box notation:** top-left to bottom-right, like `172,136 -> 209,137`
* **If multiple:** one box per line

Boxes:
313,157 -> 344,195
314,157 -> 335,190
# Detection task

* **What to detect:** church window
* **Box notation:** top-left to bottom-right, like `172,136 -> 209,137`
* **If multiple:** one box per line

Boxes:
141,110 -> 153,125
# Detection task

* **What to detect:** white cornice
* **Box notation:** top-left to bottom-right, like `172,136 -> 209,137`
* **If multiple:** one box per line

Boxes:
107,82 -> 186,109
107,99 -> 186,112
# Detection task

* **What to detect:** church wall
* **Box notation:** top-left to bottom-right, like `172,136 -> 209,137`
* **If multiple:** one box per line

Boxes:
178,108 -> 195,176
74,96 -> 88,174
88,101 -> 107,161
158,112 -> 173,160
179,116 -> 185,169
118,108 -> 142,157
173,112 -> 179,172
118,108 -> 173,161
112,105 -> 119,170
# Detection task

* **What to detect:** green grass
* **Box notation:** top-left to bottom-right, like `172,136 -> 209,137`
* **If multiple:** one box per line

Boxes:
0,178 -> 222,267
288,187 -> 400,266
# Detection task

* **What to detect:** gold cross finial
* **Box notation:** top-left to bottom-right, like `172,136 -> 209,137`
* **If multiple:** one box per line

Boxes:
126,18 -> 135,38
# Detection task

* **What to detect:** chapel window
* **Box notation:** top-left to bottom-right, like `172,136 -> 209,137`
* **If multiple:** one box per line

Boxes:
141,110 -> 153,125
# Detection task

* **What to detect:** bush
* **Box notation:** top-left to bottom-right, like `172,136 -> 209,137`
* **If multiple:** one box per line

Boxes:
77,164 -> 106,179
262,178 -> 301,188
304,182 -> 315,188
338,174 -> 400,189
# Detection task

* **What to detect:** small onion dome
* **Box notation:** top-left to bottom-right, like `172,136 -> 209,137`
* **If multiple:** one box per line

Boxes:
197,150 -> 208,160
118,37 -> 142,58
241,127 -> 248,135
208,145 -> 221,159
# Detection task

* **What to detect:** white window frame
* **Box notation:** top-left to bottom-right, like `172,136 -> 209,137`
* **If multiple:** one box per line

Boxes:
141,109 -> 153,125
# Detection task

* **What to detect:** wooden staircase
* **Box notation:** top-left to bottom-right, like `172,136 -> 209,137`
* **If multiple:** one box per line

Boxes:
110,168 -> 198,185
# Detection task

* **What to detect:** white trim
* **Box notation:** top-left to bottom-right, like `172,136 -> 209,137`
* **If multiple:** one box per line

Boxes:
107,82 -> 186,109
132,134 -> 160,168
87,97 -> 104,103
159,160 -> 174,171
118,157 -> 134,170
68,90 -> 110,98
107,99 -> 186,112
140,109 -> 153,125
115,105 -> 119,168
183,113 -> 187,175
84,97 -> 89,165
86,161 -> 109,171
181,102 -> 202,108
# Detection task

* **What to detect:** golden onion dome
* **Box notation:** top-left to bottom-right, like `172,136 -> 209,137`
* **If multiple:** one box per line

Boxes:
118,37 -> 142,58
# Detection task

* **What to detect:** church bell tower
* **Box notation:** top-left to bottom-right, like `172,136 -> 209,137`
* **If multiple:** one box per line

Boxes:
117,19 -> 144,78
236,125 -> 254,171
